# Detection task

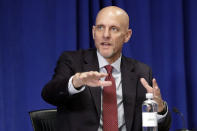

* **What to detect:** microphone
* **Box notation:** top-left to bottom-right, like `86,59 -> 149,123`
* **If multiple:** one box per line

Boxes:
173,107 -> 191,131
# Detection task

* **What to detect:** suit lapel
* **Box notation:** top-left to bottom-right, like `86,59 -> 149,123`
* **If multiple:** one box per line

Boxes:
121,56 -> 138,131
83,49 -> 101,117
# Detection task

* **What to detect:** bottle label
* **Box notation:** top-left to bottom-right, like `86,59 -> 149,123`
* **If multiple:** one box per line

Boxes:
142,112 -> 157,127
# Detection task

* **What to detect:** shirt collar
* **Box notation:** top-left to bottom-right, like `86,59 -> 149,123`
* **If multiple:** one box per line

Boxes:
96,50 -> 121,72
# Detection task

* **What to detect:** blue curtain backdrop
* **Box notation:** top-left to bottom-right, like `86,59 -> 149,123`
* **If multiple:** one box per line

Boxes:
0,0 -> 197,130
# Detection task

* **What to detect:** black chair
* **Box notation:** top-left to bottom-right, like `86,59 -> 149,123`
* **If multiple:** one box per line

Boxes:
29,109 -> 57,131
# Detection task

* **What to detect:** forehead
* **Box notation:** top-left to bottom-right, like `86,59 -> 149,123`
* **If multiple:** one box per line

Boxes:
95,11 -> 126,27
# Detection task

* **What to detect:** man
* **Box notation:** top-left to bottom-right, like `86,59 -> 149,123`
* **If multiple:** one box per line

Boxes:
42,6 -> 171,131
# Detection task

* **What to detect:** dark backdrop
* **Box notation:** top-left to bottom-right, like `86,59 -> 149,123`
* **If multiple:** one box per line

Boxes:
0,0 -> 197,131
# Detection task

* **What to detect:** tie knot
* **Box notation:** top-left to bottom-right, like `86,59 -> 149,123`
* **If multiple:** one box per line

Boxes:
105,65 -> 113,74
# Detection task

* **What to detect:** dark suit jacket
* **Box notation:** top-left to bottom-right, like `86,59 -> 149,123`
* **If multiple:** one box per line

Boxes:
42,48 -> 171,131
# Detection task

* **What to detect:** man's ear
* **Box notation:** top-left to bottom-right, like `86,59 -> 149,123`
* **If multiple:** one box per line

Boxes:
124,29 -> 132,43
92,26 -> 96,39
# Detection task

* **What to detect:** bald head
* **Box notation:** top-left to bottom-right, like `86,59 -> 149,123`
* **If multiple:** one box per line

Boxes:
92,6 -> 132,63
96,6 -> 130,29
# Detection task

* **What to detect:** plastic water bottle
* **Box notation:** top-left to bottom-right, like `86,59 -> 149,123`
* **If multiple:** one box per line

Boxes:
142,93 -> 158,131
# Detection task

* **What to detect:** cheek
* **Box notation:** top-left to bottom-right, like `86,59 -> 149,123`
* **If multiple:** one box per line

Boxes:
93,35 -> 100,44
113,36 -> 125,48
94,33 -> 102,42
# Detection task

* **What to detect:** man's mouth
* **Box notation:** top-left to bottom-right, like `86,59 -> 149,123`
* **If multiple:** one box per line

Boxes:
101,42 -> 111,46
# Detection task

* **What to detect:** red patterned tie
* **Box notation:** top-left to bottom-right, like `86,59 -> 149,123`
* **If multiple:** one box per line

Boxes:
103,65 -> 118,131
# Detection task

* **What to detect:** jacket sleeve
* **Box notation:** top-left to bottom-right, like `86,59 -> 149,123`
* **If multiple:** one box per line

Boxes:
158,110 -> 171,131
41,52 -> 77,106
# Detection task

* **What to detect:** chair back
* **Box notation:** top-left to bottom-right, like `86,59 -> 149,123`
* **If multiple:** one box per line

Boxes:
29,109 -> 57,131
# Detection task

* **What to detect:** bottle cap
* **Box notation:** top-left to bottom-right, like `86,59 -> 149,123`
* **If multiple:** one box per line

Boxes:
146,93 -> 153,99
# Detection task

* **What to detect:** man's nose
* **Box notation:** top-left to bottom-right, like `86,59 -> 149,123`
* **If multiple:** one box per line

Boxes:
103,28 -> 110,39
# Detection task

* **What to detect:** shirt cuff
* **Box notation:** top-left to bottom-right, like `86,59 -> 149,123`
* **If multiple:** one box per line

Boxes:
157,101 -> 168,123
68,76 -> 85,95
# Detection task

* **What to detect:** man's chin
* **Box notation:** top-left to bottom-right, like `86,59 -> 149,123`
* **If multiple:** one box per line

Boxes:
100,53 -> 113,59
98,49 -> 113,58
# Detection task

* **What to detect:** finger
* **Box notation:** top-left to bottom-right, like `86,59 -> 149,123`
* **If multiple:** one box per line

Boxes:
79,72 -> 95,84
152,78 -> 161,97
99,81 -> 112,87
152,78 -> 159,89
79,72 -> 99,80
96,72 -> 108,78
140,78 -> 153,93
89,72 -> 108,82
152,79 -> 163,109
87,71 -> 108,79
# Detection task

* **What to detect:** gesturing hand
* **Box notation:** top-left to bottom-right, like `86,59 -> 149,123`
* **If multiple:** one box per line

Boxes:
140,78 -> 165,112
72,71 -> 112,88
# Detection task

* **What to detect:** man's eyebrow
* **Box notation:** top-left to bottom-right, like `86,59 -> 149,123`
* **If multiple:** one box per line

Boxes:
95,24 -> 104,26
96,24 -> 119,27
